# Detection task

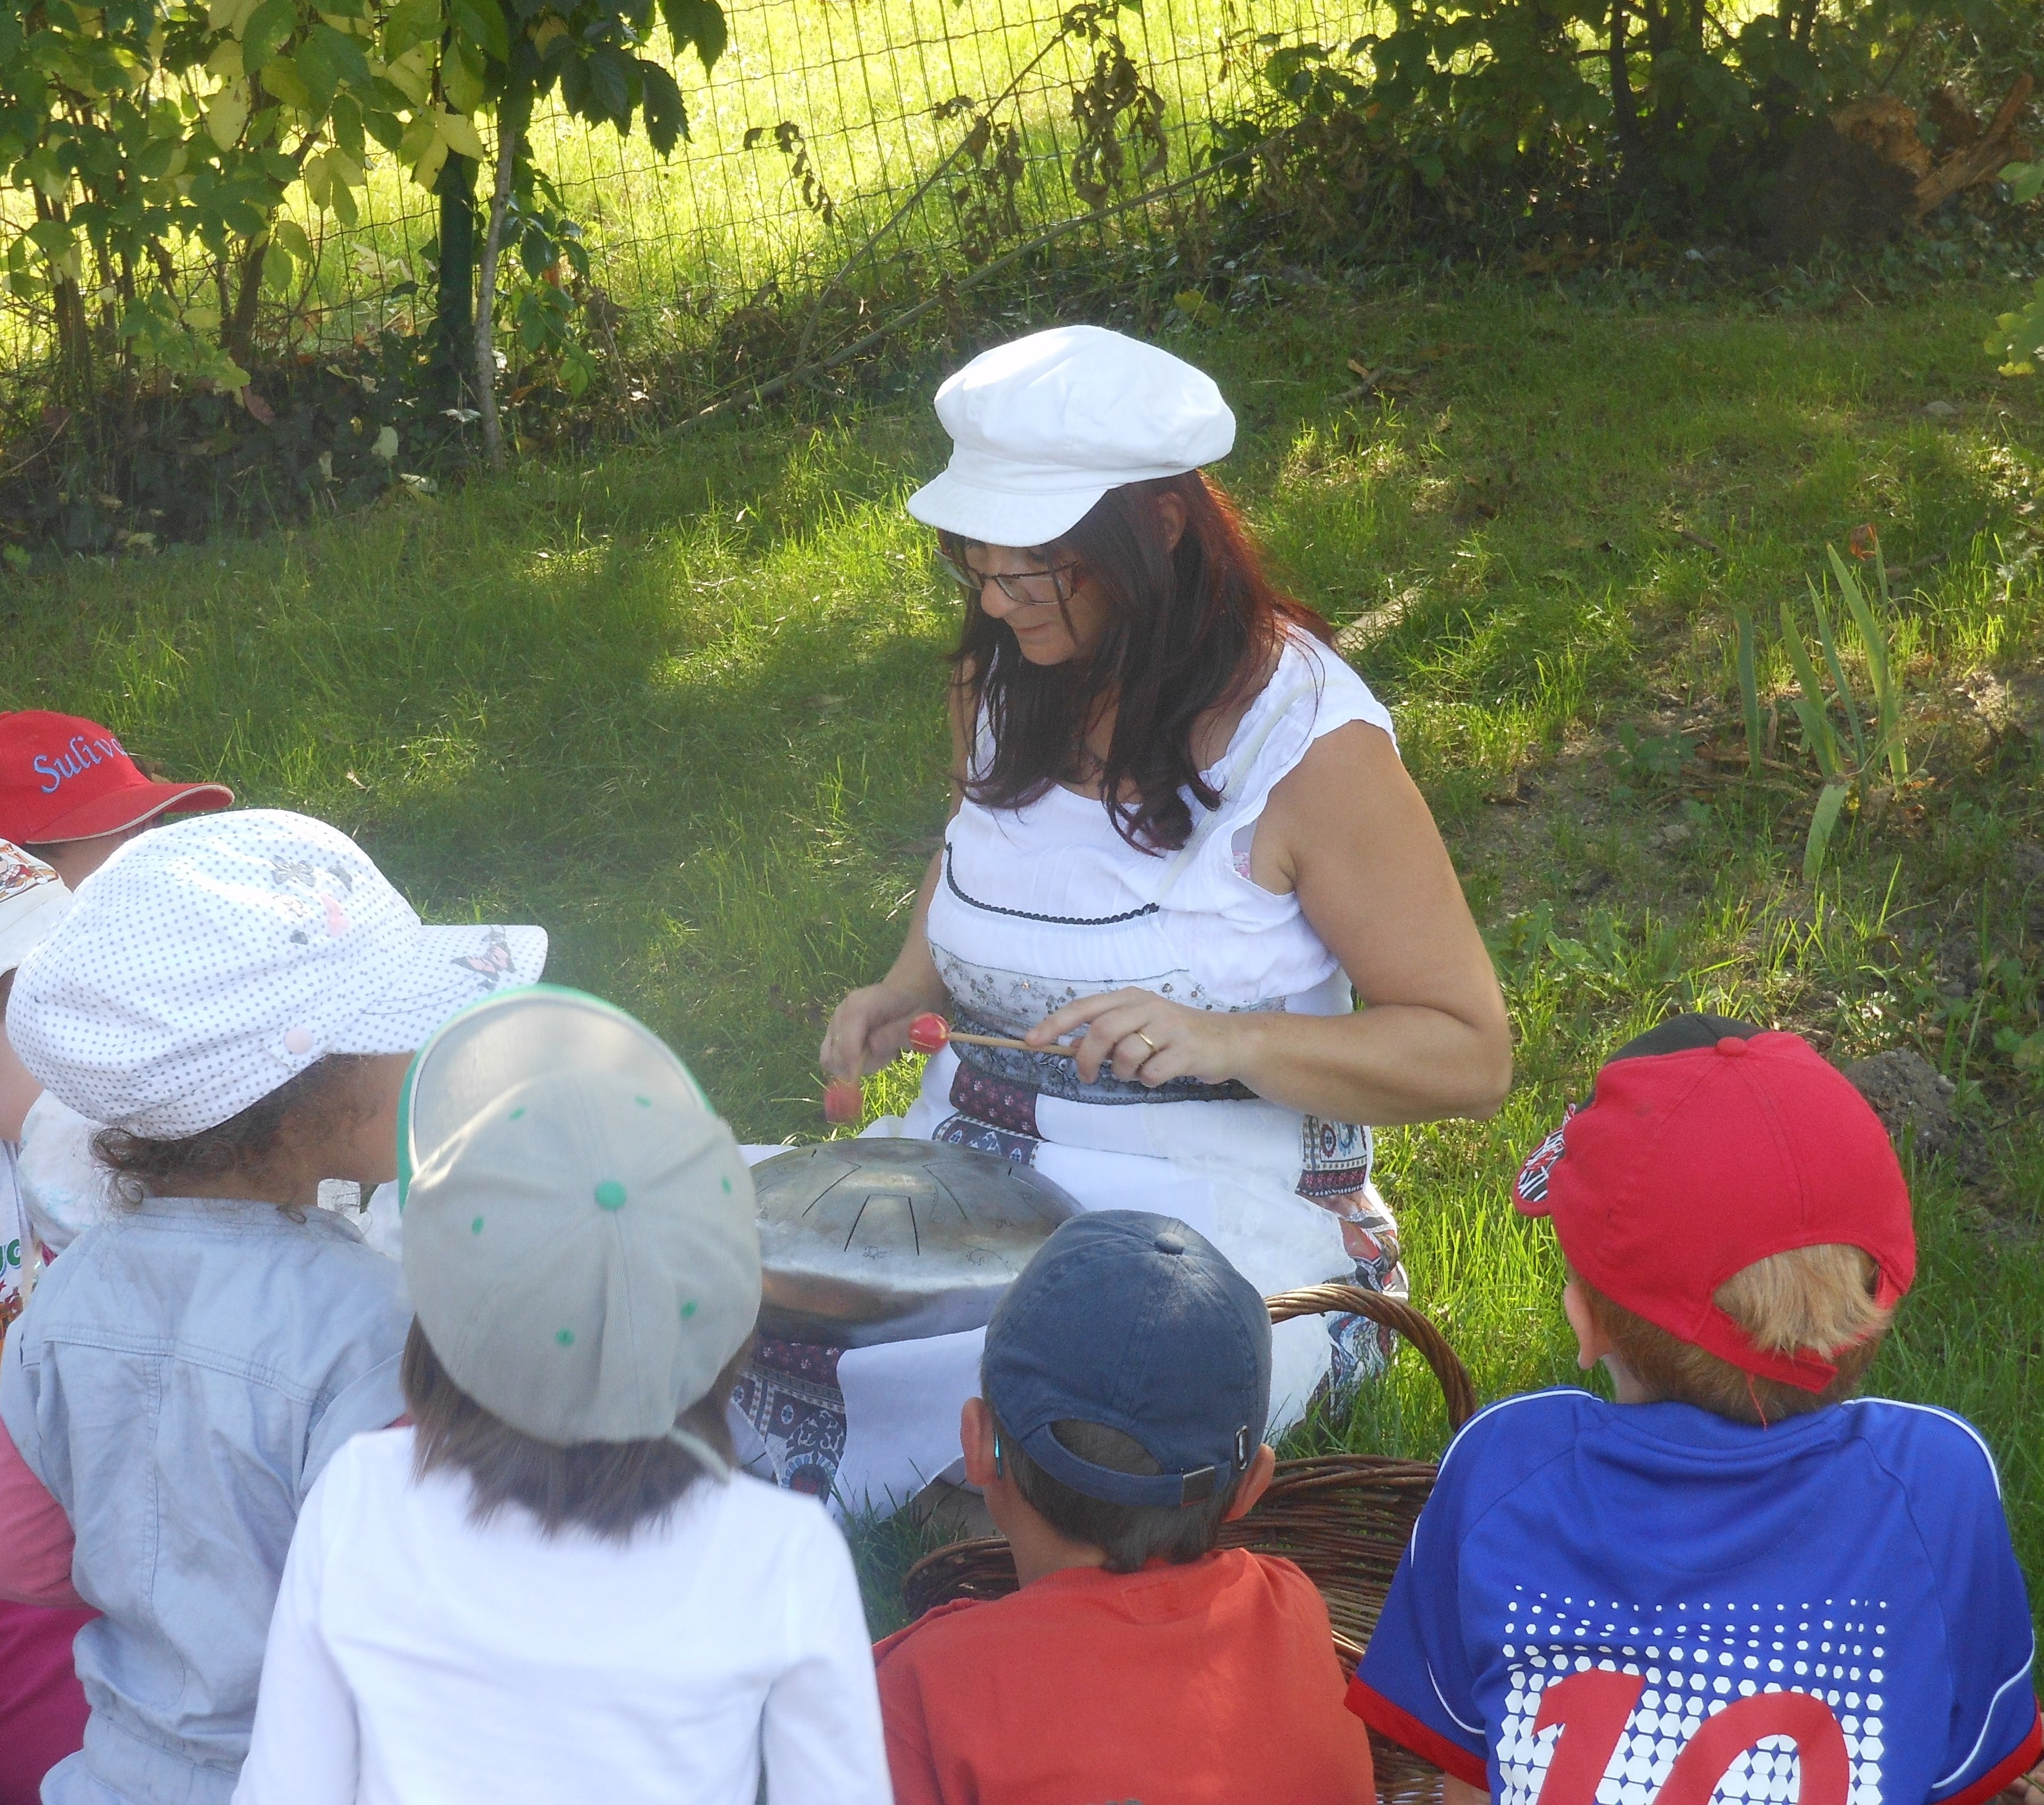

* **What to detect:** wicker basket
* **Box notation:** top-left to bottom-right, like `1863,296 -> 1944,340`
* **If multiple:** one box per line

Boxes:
898,1283 -> 1474,1804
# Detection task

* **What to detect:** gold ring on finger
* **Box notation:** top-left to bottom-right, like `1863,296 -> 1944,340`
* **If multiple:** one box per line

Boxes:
1132,1030 -> 1159,1058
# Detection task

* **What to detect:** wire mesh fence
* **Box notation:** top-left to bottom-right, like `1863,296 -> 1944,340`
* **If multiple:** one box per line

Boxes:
0,0 -> 1370,418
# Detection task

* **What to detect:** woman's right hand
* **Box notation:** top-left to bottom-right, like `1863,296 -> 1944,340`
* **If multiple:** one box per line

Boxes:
820,982 -> 940,1079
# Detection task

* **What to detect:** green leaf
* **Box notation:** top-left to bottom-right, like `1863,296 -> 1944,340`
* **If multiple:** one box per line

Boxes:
2005,161 -> 2044,206
451,0 -> 508,62
638,57 -> 684,152
432,106 -> 486,159
259,53 -> 312,107
240,0 -> 297,69
1733,607 -> 1762,775
442,35 -> 485,111
1803,780 -> 1851,883
204,80 -> 251,148
657,0 -> 724,69
582,43 -> 631,124
1808,578 -> 1865,773
329,90 -> 365,161
1831,545 -> 1908,784
25,217 -> 74,257
381,0 -> 441,60
295,23 -> 370,106
1779,601 -> 1841,779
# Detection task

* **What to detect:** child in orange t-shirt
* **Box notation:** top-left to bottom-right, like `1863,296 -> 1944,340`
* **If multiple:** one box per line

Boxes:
873,1209 -> 1376,1804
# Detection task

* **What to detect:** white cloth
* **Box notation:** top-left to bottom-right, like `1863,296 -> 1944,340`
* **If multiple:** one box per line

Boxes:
232,1428 -> 891,1805
17,1089 -> 111,1256
0,1139 -> 26,1321
762,632 -> 1402,1514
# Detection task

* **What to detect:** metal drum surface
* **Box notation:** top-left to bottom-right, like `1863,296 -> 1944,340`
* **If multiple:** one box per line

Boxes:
753,1138 -> 1081,1346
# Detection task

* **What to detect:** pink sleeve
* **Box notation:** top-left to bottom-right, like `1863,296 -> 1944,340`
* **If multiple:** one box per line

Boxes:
0,1411 -> 82,1609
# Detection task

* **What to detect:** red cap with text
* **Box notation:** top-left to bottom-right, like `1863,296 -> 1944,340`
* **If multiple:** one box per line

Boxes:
1513,1014 -> 1914,1392
0,712 -> 233,843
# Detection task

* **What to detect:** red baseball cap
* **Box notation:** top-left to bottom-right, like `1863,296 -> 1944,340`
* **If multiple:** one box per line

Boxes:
1513,1014 -> 1914,1392
0,712 -> 233,844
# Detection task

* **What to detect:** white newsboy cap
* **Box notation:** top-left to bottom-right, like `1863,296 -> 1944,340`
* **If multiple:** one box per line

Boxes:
906,324 -> 1235,547
9,808 -> 546,1139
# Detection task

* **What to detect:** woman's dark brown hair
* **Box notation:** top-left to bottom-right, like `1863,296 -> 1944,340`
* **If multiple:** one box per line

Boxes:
946,470 -> 1336,853
404,1320 -> 753,1541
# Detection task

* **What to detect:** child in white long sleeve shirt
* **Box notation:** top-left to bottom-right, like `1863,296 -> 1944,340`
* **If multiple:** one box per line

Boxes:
233,986 -> 892,1805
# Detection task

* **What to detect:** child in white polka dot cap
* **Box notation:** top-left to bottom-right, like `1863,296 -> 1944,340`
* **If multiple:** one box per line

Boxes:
0,808 -> 546,1805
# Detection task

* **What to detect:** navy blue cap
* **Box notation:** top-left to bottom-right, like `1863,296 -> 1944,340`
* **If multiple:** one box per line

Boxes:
981,1210 -> 1272,1510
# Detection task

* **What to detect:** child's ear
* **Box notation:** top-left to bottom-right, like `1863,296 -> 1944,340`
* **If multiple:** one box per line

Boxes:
1563,1278 -> 1613,1373
959,1396 -> 999,1492
1221,1443 -> 1279,1523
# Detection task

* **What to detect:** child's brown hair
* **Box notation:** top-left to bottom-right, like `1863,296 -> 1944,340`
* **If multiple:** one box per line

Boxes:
1577,1242 -> 1894,1426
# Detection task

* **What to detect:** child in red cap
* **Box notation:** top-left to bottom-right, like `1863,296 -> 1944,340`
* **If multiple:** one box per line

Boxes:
0,712 -> 231,889
1352,1013 -> 2040,1804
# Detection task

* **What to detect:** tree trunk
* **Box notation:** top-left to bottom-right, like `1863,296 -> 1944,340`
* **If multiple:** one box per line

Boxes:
34,193 -> 91,405
474,102 -> 522,472
223,235 -> 267,371
1608,1 -> 1643,162
433,152 -> 477,409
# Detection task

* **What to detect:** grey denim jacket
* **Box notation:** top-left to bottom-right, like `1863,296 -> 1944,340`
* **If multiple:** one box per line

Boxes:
0,1198 -> 409,1805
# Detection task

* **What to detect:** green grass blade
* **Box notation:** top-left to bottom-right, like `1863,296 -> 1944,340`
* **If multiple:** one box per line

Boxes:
1803,779 -> 1852,883
1779,599 -> 1842,779
1833,546 -> 1907,784
1734,607 -> 1763,775
1810,575 -> 1866,773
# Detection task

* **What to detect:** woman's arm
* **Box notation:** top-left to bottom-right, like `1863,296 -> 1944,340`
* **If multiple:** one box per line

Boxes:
1443,1777 -> 1489,1805
819,675 -> 973,1081
1029,722 -> 1511,1125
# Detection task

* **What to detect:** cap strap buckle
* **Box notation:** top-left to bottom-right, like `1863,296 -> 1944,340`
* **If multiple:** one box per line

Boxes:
1177,1466 -> 1216,1505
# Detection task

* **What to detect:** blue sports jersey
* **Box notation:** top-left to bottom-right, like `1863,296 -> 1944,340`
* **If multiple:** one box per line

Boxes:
1352,1390 -> 2041,1804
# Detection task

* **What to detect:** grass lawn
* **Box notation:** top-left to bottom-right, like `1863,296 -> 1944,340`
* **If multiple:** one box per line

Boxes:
5,272 -> 2042,1630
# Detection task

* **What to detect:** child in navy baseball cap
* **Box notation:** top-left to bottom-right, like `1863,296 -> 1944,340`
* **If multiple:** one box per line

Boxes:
873,1209 -> 1377,1804
1353,1013 -> 2041,1802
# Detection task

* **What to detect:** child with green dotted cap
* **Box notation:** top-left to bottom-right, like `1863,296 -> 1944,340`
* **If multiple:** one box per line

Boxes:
232,986 -> 892,1805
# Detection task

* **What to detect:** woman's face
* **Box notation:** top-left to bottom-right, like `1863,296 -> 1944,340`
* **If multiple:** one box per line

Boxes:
956,542 -> 1108,666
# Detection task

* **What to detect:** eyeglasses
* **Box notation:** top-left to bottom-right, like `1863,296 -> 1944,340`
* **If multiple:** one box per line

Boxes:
936,550 -> 1081,610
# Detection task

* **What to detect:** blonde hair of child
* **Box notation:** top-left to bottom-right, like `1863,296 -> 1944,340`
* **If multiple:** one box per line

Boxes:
1579,1243 -> 1894,1425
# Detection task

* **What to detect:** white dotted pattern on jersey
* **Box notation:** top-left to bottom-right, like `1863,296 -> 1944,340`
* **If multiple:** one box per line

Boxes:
1496,1590 -> 1888,1804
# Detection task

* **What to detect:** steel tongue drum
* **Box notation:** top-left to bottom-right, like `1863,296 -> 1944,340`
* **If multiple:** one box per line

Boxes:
752,1137 -> 1081,1345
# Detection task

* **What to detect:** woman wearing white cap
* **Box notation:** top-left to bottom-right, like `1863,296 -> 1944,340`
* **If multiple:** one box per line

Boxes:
797,325 -> 1509,1508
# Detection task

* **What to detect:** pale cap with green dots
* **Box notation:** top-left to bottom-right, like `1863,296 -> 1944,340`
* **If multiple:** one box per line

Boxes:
397,984 -> 760,1474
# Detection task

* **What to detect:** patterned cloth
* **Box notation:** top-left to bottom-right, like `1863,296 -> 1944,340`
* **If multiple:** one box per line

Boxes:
733,1156 -> 1407,1505
731,1340 -> 848,1500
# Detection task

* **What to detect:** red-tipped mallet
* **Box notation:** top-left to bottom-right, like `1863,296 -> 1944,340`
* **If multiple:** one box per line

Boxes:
822,1078 -> 864,1125
907,1012 -> 1076,1059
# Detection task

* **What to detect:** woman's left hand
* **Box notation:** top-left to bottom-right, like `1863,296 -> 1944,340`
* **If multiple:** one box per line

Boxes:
1027,989 -> 1248,1087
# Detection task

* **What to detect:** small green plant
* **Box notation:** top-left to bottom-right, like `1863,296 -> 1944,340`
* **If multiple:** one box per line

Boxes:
1604,723 -> 1697,796
1737,544 -> 1909,883
1988,163 -> 2044,376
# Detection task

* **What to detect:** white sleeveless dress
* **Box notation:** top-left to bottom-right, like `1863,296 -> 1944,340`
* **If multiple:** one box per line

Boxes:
737,632 -> 1409,1512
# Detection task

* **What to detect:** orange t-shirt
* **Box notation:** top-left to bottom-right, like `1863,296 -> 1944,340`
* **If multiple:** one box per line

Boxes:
873,1548 -> 1376,1804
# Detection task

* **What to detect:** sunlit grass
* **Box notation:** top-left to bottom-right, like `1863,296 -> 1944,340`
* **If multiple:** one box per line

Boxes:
5,275 -> 2043,1630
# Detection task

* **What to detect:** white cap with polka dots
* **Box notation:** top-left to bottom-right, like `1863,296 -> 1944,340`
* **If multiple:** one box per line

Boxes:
7,808 -> 546,1140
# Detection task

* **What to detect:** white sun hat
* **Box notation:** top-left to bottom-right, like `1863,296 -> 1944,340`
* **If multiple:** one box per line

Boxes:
9,808 -> 546,1139
0,843 -> 70,977
906,324 -> 1235,548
